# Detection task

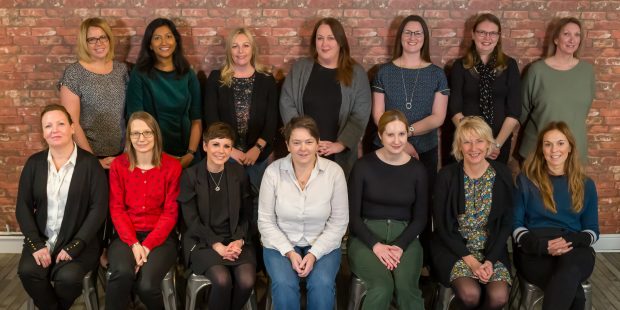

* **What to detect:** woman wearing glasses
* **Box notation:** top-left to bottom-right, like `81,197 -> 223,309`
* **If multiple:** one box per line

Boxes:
448,13 -> 521,164
106,112 -> 181,309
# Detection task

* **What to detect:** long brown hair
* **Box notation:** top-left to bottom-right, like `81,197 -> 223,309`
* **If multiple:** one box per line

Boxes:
547,17 -> 583,58
523,121 -> 586,213
125,112 -> 163,171
392,15 -> 431,63
219,28 -> 268,87
463,13 -> 507,70
310,17 -> 355,87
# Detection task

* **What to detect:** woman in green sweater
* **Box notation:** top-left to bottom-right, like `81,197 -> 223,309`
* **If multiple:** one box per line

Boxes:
126,18 -> 202,168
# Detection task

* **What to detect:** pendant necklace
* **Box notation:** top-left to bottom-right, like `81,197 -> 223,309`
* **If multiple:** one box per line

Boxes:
400,59 -> 421,110
208,170 -> 224,192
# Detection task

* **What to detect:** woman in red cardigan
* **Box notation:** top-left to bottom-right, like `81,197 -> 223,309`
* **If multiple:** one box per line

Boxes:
106,111 -> 181,310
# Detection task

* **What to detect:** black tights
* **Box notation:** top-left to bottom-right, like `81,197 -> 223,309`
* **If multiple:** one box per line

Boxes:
204,263 -> 255,310
452,277 -> 509,310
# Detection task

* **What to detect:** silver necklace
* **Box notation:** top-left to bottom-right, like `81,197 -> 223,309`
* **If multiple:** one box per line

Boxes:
208,170 -> 224,192
399,60 -> 421,110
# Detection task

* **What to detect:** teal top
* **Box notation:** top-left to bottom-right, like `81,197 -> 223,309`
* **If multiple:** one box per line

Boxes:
126,68 -> 201,157
519,60 -> 595,162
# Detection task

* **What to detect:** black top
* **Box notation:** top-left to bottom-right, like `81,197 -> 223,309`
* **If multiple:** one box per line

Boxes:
207,170 -> 231,239
448,57 -> 521,135
303,62 -> 342,143
204,70 -> 279,162
348,152 -> 428,250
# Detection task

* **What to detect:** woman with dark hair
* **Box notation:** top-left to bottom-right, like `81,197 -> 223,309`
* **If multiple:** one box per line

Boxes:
126,18 -> 202,168
106,112 -> 181,310
432,116 -> 513,310
179,122 -> 256,310
16,104 -> 107,310
514,121 -> 598,310
279,17 -> 371,177
258,116 -> 348,310
519,17 -> 594,164
448,13 -> 521,164
348,110 -> 428,309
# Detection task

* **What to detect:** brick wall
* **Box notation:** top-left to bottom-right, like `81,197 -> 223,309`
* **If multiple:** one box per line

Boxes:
1,1 -> 619,233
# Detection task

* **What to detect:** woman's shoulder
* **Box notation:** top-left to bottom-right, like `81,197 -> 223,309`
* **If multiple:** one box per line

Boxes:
110,153 -> 130,168
161,153 -> 182,170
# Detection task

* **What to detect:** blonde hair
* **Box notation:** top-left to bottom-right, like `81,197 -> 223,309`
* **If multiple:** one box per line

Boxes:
220,28 -> 267,87
451,116 -> 495,161
77,17 -> 115,63
523,121 -> 586,213
547,17 -> 584,58
125,112 -> 163,171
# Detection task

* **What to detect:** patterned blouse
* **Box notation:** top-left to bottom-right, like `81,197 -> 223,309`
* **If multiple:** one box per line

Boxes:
232,75 -> 255,151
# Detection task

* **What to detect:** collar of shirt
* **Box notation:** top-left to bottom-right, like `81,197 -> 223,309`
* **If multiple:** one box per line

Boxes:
47,143 -> 78,171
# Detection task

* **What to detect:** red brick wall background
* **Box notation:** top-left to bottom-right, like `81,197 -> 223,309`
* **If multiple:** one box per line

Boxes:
0,1 -> 619,233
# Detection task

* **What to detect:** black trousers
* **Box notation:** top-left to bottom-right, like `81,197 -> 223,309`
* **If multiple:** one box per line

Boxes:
418,147 -> 438,267
105,234 -> 177,310
515,246 -> 595,310
18,245 -> 98,310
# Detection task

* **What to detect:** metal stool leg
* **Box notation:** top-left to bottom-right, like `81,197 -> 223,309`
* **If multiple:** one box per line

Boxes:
162,267 -> 177,310
347,276 -> 367,310
434,284 -> 455,310
185,273 -> 212,310
82,271 -> 99,310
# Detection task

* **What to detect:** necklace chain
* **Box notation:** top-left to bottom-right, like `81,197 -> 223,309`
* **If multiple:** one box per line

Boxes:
400,59 -> 421,110
208,170 -> 224,192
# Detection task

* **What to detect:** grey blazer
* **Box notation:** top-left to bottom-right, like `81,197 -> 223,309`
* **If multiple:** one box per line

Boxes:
279,57 -> 372,177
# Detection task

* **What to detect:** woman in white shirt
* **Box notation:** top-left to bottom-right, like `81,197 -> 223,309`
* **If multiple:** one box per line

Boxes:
258,116 -> 348,310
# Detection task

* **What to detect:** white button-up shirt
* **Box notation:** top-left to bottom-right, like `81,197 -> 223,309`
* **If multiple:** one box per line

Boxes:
45,144 -> 77,250
258,154 -> 349,260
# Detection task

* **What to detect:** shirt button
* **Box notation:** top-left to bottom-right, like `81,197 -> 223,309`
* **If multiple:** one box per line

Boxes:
142,206 -> 146,209
144,180 -> 147,184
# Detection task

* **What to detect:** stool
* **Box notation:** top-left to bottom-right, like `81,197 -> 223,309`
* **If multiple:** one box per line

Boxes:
184,273 -> 257,310
105,266 -> 177,310
347,276 -> 367,310
27,270 -> 98,310
433,284 -> 455,310
264,277 -> 337,310
512,275 -> 592,310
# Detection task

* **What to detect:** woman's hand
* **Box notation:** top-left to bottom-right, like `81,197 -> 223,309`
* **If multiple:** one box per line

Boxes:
372,243 -> 400,270
477,260 -> 494,283
213,242 -> 240,261
32,247 -> 52,268
243,147 -> 260,166
286,251 -> 304,274
179,153 -> 194,168
404,142 -> 419,159
230,148 -> 246,165
547,237 -> 573,256
318,141 -> 345,157
298,253 -> 316,277
487,144 -> 500,160
99,156 -> 115,169
55,249 -> 73,263
131,243 -> 148,273
463,255 -> 490,282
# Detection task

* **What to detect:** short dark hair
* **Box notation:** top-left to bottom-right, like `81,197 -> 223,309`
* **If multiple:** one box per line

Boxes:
203,122 -> 236,145
282,116 -> 320,143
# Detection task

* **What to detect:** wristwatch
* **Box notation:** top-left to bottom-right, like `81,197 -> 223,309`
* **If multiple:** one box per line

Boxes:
255,143 -> 264,152
495,143 -> 501,149
408,125 -> 415,134
187,149 -> 196,155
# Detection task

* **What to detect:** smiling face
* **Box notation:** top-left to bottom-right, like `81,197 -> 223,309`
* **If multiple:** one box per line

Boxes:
315,24 -> 340,67
554,22 -> 581,57
231,33 -> 252,68
129,119 -> 155,155
204,137 -> 233,168
42,110 -> 74,149
473,20 -> 500,57
542,129 -> 571,173
460,130 -> 490,166
400,21 -> 424,56
379,120 -> 408,155
287,128 -> 319,166
150,25 -> 177,62
86,26 -> 110,61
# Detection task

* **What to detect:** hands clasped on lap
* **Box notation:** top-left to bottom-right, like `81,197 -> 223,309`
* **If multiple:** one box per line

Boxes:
547,237 -> 573,256
33,247 -> 73,268
213,240 -> 244,262
286,251 -> 316,278
373,243 -> 403,271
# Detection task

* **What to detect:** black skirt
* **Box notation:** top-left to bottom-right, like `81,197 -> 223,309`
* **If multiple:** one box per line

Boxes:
188,242 -> 256,275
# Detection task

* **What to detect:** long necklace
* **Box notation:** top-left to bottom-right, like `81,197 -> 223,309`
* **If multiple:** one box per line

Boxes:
400,60 -> 421,110
208,170 -> 224,192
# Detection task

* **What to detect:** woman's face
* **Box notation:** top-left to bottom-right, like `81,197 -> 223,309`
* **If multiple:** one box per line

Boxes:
86,26 -> 109,61
129,119 -> 155,155
204,137 -> 233,167
460,131 -> 489,166
150,25 -> 177,61
315,24 -> 340,66
542,129 -> 571,172
287,128 -> 319,166
400,21 -> 424,56
379,120 -> 408,155
42,110 -> 74,149
231,33 -> 252,68
473,20 -> 500,57
554,22 -> 581,57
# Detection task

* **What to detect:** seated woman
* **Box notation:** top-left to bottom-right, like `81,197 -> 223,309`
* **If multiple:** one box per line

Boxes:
258,116 -> 349,310
348,110 -> 428,309
106,112 -> 181,310
16,104 -> 107,310
179,122 -> 255,310
431,116 -> 513,309
513,121 -> 598,310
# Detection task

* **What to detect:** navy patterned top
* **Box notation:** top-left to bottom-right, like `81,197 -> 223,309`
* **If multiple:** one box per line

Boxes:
372,62 -> 449,153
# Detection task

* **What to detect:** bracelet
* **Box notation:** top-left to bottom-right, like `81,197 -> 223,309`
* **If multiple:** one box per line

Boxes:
255,143 -> 264,152
187,149 -> 196,155
131,242 -> 140,248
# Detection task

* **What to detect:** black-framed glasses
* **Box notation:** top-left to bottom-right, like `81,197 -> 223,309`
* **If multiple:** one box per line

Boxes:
402,30 -> 424,38
475,30 -> 500,38
129,131 -> 154,139
86,35 -> 109,45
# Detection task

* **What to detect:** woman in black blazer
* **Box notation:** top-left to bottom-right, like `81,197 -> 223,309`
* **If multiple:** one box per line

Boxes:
204,27 -> 278,194
16,104 -> 107,310
179,122 -> 255,310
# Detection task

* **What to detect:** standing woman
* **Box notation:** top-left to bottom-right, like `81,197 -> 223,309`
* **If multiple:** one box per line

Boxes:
449,13 -> 521,164
348,110 -> 428,309
16,104 -> 108,310
59,17 -> 128,169
179,122 -> 255,310
519,17 -> 594,163
431,116 -> 513,310
106,112 -> 181,309
126,18 -> 202,168
280,17 -> 371,177
258,116 -> 349,310
204,27 -> 278,193
513,121 -> 598,310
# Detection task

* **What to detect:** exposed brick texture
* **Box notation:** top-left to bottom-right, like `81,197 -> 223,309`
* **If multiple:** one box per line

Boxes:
1,1 -> 619,233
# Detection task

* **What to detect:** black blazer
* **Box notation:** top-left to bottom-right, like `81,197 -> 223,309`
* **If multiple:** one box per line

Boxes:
430,160 -> 514,286
204,70 -> 279,162
178,160 -> 252,266
15,147 -> 108,260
